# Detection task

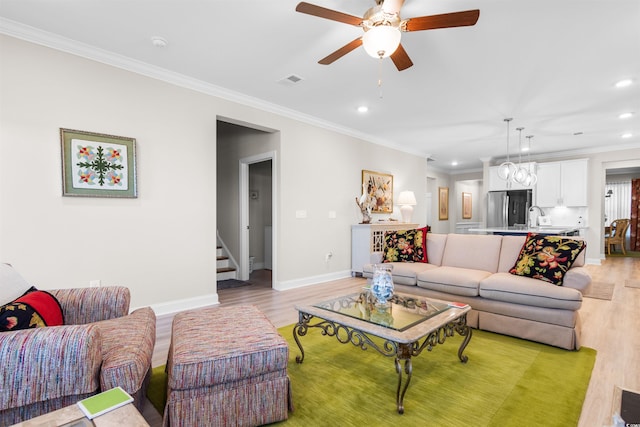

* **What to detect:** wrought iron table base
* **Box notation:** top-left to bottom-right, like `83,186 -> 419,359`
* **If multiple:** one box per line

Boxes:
292,311 -> 472,414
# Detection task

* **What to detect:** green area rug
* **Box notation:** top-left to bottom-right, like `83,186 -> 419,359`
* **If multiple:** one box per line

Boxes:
147,325 -> 596,427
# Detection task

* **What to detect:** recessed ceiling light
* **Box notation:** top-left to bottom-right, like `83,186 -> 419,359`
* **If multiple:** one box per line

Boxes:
615,79 -> 633,88
621,133 -> 633,139
451,161 -> 458,166
357,106 -> 369,113
151,36 -> 168,48
619,112 -> 634,119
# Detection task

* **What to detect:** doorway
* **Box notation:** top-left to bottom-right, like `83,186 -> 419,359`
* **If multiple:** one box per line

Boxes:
604,163 -> 640,257
240,156 -> 275,283
216,119 -> 278,287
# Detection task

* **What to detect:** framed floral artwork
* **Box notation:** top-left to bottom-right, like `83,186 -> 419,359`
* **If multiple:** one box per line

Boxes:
60,128 -> 137,198
462,192 -> 472,219
439,187 -> 449,220
362,170 -> 393,213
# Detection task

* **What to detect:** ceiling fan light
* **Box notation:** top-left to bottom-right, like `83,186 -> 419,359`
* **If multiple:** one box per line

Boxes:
362,25 -> 401,59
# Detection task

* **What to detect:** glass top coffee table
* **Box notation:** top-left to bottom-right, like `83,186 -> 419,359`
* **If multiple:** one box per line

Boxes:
293,290 -> 472,414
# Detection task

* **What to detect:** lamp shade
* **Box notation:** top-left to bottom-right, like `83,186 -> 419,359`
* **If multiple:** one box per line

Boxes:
397,191 -> 417,206
362,25 -> 401,58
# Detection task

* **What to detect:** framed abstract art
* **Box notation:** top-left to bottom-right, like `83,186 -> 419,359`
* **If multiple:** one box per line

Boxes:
362,170 -> 393,213
462,192 -> 472,219
60,128 -> 137,198
439,187 -> 449,220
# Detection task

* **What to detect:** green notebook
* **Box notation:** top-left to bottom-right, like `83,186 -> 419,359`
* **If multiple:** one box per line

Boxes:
76,386 -> 133,419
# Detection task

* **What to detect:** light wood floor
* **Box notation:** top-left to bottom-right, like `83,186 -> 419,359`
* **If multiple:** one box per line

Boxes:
142,258 -> 640,426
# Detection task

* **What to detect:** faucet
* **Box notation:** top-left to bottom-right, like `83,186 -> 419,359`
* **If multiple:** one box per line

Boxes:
528,206 -> 545,228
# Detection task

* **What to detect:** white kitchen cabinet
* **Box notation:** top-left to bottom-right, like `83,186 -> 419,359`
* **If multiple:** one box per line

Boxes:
488,163 -> 536,191
535,159 -> 588,207
351,222 -> 419,275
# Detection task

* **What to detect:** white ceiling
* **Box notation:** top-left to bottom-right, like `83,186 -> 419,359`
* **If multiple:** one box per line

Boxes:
1,0 -> 639,172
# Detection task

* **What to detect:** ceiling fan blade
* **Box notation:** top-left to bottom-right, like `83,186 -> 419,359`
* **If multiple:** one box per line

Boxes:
295,2 -> 363,26
405,10 -> 480,32
381,0 -> 405,15
390,44 -> 413,71
318,38 -> 363,65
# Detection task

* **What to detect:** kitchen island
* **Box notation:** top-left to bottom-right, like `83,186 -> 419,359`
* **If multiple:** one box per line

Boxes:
468,226 -> 581,236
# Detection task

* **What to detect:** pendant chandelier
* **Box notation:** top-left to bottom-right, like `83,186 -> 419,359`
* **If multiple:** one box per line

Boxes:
512,127 -> 529,185
526,135 -> 538,186
497,118 -> 516,181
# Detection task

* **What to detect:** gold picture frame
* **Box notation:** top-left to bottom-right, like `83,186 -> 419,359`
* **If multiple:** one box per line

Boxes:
362,170 -> 393,213
438,187 -> 449,220
462,192 -> 472,219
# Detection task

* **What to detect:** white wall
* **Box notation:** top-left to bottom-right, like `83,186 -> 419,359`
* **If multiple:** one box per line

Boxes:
426,170 -> 452,233
454,179 -> 482,222
0,35 -> 428,309
1,36 -> 219,311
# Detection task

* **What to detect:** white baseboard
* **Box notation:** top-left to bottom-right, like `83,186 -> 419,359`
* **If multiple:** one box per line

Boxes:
142,293 -> 220,317
587,257 -> 603,265
274,269 -> 353,291
137,270 -> 354,314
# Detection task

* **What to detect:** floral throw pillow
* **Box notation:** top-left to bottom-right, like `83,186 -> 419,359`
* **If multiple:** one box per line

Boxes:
509,233 -> 586,286
0,289 -> 64,332
383,227 -> 428,263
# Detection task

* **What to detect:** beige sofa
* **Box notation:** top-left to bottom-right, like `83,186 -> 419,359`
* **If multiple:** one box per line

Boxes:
363,233 -> 591,350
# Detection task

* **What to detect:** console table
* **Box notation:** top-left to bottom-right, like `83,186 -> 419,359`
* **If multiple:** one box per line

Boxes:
351,222 -> 419,275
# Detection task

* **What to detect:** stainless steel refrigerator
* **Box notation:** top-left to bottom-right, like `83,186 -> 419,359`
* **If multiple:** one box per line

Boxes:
487,190 -> 532,227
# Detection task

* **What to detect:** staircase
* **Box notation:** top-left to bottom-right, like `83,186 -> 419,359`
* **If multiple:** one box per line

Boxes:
217,245 -> 237,281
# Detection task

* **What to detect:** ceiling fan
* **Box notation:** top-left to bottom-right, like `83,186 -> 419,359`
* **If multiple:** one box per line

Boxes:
295,0 -> 480,71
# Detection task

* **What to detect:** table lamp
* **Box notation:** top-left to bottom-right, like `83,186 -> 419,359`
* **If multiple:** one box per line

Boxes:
397,191 -> 417,223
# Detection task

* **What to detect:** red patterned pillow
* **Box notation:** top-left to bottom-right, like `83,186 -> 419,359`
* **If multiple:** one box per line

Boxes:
509,233 -> 586,286
383,227 -> 428,263
0,289 -> 64,332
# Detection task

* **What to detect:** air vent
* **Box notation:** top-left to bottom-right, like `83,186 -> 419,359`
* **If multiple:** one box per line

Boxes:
278,74 -> 305,85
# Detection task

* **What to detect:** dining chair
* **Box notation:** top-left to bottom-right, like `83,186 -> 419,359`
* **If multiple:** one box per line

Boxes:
605,218 -> 630,255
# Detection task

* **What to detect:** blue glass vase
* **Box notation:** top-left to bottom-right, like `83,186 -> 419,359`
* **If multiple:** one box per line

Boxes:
371,264 -> 394,305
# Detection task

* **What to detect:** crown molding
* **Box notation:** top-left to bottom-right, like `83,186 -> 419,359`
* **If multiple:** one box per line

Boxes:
2,18 -> 634,167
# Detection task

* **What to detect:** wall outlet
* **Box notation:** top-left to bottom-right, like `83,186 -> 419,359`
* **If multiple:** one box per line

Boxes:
89,279 -> 101,288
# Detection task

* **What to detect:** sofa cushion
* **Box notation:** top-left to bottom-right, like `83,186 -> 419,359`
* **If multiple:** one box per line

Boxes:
417,266 -> 492,297
425,233 -> 447,266
0,263 -> 34,306
497,235 -> 527,272
509,234 -> 587,286
440,234 -> 503,273
480,272 -> 582,310
0,290 -> 64,332
383,227 -> 427,263
365,262 -> 437,285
